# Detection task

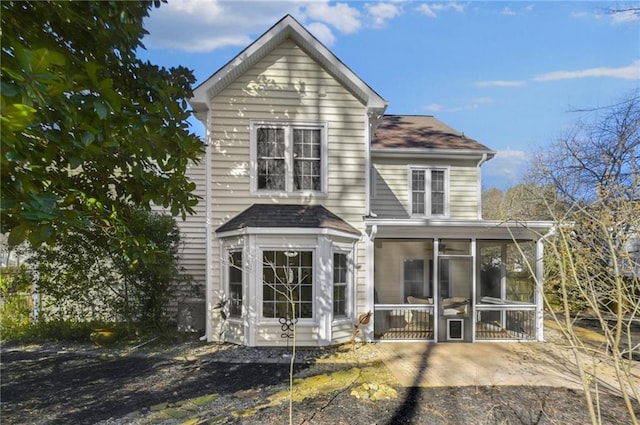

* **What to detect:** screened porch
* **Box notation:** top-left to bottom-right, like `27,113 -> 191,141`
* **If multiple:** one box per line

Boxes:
372,238 -> 541,342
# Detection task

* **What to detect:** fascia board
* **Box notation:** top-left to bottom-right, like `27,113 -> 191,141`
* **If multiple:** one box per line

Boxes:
371,148 -> 497,160
364,219 -> 555,239
216,226 -> 361,240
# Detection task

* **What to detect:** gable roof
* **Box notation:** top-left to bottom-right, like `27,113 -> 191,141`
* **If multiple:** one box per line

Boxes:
371,115 -> 495,158
189,15 -> 387,123
216,204 -> 361,236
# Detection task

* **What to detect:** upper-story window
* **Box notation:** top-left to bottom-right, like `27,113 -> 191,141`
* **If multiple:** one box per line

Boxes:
251,121 -> 327,195
409,166 -> 449,217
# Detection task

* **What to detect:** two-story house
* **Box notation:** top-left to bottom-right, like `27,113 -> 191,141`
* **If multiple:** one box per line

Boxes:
182,15 -> 553,346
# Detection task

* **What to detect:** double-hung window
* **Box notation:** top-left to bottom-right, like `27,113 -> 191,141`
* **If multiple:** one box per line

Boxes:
409,167 -> 449,217
333,252 -> 349,319
227,251 -> 243,318
252,122 -> 326,194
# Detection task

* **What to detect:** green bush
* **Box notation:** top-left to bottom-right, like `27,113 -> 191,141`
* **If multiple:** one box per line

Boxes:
26,209 -> 193,329
0,266 -> 32,340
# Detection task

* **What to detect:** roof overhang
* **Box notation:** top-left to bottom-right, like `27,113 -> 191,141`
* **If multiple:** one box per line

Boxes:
365,218 -> 554,240
217,226 -> 361,240
189,15 -> 387,125
371,148 -> 497,161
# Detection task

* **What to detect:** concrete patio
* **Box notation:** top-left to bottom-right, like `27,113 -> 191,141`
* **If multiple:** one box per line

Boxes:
373,334 -> 639,397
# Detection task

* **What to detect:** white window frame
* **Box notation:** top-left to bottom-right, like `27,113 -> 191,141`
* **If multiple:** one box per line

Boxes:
257,246 -> 317,324
222,244 -> 245,321
250,121 -> 328,196
332,250 -> 353,322
408,166 -> 450,218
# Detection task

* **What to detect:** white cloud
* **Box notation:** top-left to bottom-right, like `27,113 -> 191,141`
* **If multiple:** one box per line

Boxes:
144,1 -> 311,53
500,7 -> 516,16
143,1 -> 362,53
416,2 -> 465,18
423,98 -> 495,113
611,9 -> 640,24
366,2 -> 403,28
474,80 -> 526,88
306,22 -> 336,46
533,60 -> 640,82
306,2 -> 361,34
571,7 -> 639,25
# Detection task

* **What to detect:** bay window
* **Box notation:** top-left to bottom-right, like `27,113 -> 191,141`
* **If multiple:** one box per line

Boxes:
262,250 -> 314,319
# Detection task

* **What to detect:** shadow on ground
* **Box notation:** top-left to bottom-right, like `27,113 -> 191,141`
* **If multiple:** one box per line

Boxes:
1,348 -> 308,424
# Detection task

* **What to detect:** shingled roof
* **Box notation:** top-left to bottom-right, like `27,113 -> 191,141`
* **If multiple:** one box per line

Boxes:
372,115 -> 494,153
216,204 -> 361,235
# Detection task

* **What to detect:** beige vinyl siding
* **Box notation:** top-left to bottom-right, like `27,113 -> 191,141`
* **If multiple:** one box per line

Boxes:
206,38 -> 369,344
175,160 -> 208,291
255,324 -> 321,347
372,157 -> 480,220
331,322 -> 355,344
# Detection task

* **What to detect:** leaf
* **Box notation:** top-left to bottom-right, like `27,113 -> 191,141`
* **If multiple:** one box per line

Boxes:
8,223 -> 30,246
93,100 -> 107,119
1,104 -> 37,132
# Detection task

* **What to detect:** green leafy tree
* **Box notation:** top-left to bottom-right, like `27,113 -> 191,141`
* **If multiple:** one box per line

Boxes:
29,210 -> 191,329
1,1 -> 204,247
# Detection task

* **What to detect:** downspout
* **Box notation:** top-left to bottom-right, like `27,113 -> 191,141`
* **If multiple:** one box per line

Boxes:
365,111 -> 373,217
365,224 -> 378,342
476,153 -> 488,219
204,113 -> 214,343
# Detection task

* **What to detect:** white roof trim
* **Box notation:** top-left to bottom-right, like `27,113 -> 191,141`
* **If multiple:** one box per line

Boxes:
371,148 -> 496,160
216,226 -> 361,240
365,219 -> 554,239
189,15 -> 387,123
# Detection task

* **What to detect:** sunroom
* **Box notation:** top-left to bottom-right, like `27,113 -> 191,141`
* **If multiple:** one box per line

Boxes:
368,221 -> 552,342
215,204 -> 360,347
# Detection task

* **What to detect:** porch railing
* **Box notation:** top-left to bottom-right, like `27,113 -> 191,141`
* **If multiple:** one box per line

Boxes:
475,305 -> 537,340
374,304 -> 435,341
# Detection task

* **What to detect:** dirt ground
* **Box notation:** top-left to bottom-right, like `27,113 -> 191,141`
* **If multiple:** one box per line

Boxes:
2,332 -> 639,425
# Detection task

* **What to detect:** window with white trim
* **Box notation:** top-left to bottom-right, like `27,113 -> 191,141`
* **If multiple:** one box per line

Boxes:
333,252 -> 349,318
252,122 -> 326,194
262,250 -> 314,319
410,167 -> 448,217
227,250 -> 243,318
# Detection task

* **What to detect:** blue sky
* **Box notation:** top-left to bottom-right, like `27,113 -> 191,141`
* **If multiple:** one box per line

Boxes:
139,1 -> 639,190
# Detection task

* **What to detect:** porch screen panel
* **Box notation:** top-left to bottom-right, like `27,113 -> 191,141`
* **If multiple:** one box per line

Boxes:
262,250 -> 313,319
411,170 -> 425,214
506,242 -> 535,303
293,128 -> 321,191
257,127 -> 285,190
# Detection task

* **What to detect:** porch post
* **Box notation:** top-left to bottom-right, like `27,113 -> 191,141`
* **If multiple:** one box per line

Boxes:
364,227 -> 376,342
535,238 -> 545,342
433,239 -> 439,342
